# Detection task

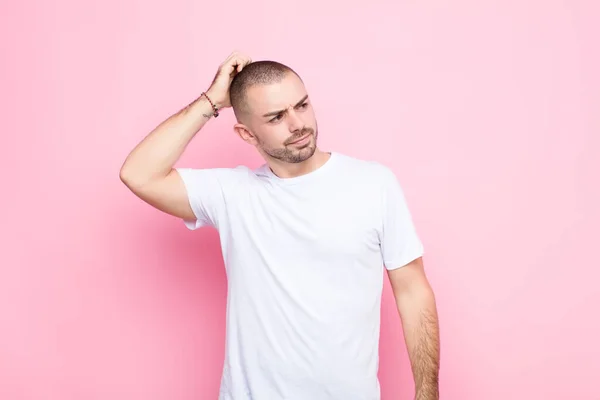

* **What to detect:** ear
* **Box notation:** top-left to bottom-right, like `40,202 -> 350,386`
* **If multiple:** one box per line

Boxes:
233,123 -> 258,145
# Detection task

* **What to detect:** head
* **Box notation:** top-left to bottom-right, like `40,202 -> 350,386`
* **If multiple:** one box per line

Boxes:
230,61 -> 318,164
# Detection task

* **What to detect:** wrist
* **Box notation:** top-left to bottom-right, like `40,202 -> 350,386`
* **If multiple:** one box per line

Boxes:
203,89 -> 223,110
200,90 -> 221,118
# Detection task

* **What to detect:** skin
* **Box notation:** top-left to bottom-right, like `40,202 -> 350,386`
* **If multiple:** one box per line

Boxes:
232,71 -> 330,179
388,257 -> 440,400
120,51 -> 440,399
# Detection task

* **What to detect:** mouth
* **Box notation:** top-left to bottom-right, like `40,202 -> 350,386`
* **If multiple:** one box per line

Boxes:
288,132 -> 311,145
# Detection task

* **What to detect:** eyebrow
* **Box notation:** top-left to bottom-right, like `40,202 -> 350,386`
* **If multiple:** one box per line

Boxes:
262,95 -> 309,118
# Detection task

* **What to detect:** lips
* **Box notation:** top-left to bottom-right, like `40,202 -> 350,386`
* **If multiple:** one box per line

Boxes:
288,132 -> 311,145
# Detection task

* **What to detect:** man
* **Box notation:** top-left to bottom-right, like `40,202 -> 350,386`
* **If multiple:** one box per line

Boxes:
120,51 -> 440,400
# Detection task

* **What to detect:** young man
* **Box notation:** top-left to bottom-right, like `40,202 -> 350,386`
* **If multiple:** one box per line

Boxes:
120,51 -> 440,400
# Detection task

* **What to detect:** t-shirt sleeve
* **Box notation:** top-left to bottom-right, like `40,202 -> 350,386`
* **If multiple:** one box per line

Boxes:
379,167 -> 424,270
175,167 -> 245,230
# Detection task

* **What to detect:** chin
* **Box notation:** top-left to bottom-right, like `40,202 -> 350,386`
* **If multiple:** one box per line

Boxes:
294,143 -> 317,162
262,135 -> 318,163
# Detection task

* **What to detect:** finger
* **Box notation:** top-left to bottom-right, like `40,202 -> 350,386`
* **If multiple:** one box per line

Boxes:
237,57 -> 250,72
224,62 -> 237,76
221,51 -> 239,67
230,57 -> 245,72
236,57 -> 252,72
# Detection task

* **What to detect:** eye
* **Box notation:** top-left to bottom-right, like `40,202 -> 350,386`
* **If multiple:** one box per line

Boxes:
297,102 -> 309,110
269,114 -> 283,123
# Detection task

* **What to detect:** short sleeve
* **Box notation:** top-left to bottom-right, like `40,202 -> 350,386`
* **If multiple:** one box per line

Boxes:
379,167 -> 424,270
175,166 -> 247,230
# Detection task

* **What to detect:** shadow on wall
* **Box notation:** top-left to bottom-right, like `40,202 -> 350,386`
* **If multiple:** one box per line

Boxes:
96,114 -> 264,398
111,201 -> 229,398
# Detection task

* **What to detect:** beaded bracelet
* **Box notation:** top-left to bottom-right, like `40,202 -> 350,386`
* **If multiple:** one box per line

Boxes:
201,92 -> 219,117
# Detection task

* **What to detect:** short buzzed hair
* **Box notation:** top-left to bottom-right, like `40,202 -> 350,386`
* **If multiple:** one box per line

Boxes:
229,60 -> 300,118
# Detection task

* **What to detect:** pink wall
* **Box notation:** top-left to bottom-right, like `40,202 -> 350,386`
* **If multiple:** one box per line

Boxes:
1,0 -> 599,399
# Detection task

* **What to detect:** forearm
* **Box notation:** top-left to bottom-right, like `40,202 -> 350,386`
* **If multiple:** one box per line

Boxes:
397,286 -> 440,400
120,92 -> 218,185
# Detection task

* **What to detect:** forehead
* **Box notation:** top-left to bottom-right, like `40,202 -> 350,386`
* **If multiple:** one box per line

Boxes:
245,73 -> 307,115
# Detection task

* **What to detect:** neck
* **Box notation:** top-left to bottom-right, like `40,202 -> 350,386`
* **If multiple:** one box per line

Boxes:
267,148 -> 330,179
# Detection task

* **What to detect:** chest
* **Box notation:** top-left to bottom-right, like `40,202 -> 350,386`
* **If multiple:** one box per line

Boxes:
228,181 -> 383,260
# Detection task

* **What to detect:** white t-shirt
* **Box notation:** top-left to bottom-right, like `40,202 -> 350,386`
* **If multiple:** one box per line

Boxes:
176,152 -> 424,400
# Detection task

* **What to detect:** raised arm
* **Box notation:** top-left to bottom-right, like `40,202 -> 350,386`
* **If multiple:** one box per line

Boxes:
119,51 -> 251,220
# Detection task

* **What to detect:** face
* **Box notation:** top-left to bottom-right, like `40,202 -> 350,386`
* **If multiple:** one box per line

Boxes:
234,72 -> 318,164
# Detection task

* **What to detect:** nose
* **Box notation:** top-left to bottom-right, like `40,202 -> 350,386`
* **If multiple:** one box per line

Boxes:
287,108 -> 304,132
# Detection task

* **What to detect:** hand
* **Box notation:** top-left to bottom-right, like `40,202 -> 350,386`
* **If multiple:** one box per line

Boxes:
205,51 -> 252,109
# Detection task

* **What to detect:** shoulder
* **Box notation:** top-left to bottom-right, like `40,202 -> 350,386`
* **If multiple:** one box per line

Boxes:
332,152 -> 399,185
177,164 -> 254,179
175,164 -> 257,192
